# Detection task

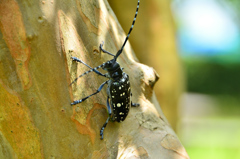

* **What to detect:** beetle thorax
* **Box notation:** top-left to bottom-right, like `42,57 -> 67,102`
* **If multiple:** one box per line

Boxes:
103,59 -> 123,80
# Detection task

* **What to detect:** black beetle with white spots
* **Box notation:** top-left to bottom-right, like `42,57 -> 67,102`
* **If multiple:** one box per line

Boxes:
71,0 -> 140,140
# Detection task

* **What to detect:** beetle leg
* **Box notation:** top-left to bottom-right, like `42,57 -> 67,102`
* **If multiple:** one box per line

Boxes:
71,57 -> 107,77
131,93 -> 140,107
99,41 -> 115,56
100,117 -> 110,140
100,96 -> 112,140
71,80 -> 108,105
70,62 -> 106,86
106,96 -> 112,115
131,102 -> 140,107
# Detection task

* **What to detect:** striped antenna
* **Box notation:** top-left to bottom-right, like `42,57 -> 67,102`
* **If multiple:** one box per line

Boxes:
114,0 -> 140,61
70,63 -> 106,86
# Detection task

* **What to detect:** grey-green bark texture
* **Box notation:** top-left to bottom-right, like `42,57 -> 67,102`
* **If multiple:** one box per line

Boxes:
0,0 -> 189,158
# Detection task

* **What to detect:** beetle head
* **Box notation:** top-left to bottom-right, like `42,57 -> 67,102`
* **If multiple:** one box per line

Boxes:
103,59 -> 123,80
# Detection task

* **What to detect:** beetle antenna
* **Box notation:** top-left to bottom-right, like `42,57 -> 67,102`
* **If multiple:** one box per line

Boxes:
114,0 -> 140,61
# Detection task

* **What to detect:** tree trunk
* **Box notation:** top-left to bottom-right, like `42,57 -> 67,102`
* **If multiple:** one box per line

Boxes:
0,0 -> 189,158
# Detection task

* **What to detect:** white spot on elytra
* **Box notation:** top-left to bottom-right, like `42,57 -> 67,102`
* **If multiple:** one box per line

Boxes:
117,103 -> 121,107
119,112 -> 124,115
112,96 -> 114,98
119,86 -> 121,90
123,92 -> 125,95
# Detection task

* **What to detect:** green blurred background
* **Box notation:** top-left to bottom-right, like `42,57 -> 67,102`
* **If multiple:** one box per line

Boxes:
109,0 -> 240,158
173,0 -> 240,158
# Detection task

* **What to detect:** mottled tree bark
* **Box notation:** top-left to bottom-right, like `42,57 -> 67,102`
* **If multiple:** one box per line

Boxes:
0,0 -> 189,158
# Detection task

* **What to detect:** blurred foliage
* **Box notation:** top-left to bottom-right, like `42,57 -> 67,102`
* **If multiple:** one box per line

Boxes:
228,0 -> 240,8
186,147 -> 240,159
183,58 -> 240,95
227,0 -> 240,25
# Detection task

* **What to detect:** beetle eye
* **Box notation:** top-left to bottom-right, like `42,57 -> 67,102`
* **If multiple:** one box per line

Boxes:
112,72 -> 119,78
106,61 -> 111,66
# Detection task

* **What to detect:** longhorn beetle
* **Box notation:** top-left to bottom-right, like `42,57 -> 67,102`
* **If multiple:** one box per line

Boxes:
71,0 -> 140,140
